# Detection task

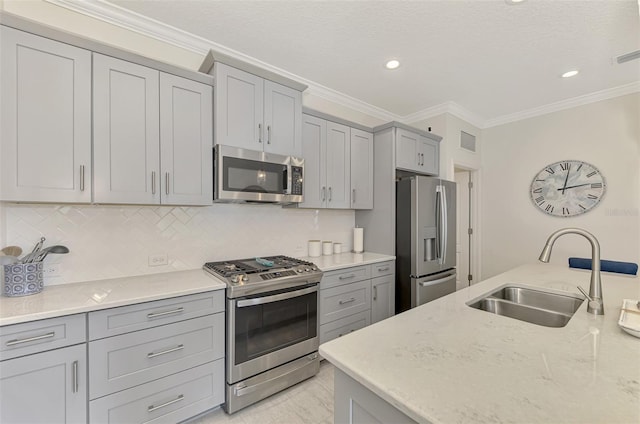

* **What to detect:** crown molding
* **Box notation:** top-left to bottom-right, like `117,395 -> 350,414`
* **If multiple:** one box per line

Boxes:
402,101 -> 486,129
483,81 -> 640,128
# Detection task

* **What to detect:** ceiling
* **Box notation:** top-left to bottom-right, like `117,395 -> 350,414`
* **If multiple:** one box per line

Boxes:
107,0 -> 639,125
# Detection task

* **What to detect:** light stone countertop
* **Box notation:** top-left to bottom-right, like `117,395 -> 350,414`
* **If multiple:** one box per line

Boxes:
319,263 -> 640,424
0,269 -> 226,326
298,251 -> 395,271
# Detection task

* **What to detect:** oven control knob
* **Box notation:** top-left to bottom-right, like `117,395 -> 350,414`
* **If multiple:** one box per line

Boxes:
296,269 -> 303,273
305,268 -> 310,272
241,275 -> 248,282
230,275 -> 239,283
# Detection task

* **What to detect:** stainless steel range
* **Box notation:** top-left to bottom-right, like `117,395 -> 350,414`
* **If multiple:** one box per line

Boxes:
203,255 -> 322,414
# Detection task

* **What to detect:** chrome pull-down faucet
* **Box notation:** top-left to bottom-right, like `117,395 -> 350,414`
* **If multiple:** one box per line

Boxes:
538,228 -> 604,315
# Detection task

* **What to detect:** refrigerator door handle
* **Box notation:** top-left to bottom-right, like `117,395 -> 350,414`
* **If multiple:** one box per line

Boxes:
435,185 -> 447,265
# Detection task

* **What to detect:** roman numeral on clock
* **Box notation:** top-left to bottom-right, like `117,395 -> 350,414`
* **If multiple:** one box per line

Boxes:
587,194 -> 598,199
591,183 -> 602,188
560,163 -> 569,171
535,196 -> 544,204
532,188 -> 542,193
562,207 -> 570,215
545,204 -> 554,213
545,168 -> 555,174
587,171 -> 597,178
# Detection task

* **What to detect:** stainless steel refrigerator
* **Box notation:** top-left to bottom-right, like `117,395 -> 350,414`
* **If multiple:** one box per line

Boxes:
396,175 -> 456,313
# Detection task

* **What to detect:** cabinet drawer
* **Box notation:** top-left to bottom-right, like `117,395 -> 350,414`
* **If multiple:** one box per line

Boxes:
371,261 -> 395,278
321,266 -> 370,290
89,313 -> 224,399
0,314 -> 86,361
320,280 -> 370,325
89,359 -> 224,424
89,290 -> 224,340
319,311 -> 370,345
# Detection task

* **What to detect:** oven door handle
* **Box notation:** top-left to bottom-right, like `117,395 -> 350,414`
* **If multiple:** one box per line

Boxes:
236,285 -> 317,308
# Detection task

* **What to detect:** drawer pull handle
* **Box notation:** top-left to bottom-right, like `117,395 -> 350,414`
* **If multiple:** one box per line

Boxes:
338,329 -> 355,337
6,331 -> 55,346
147,307 -> 184,319
147,394 -> 184,413
339,297 -> 356,305
377,267 -> 390,272
147,344 -> 184,359
338,274 -> 356,280
72,360 -> 79,393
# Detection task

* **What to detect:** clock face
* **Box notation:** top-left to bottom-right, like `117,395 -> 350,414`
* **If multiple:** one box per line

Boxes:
530,160 -> 606,217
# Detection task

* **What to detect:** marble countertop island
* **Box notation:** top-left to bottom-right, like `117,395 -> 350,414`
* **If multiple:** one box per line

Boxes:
319,263 -> 640,423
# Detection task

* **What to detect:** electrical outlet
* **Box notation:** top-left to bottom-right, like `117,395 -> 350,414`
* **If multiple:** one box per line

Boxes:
43,263 -> 62,277
148,253 -> 168,267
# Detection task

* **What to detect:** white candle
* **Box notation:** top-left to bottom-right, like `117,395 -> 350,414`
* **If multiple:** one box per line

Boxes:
353,228 -> 364,253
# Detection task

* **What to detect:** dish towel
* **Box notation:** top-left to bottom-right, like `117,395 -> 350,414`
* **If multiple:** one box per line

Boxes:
568,258 -> 638,276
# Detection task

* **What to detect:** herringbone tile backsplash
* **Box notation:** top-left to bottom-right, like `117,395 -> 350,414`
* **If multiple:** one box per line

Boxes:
3,203 -> 354,285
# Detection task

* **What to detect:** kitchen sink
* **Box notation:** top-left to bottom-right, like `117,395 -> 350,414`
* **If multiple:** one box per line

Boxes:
468,286 -> 584,328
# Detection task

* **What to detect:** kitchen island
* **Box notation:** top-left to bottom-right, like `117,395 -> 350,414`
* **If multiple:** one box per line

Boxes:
319,263 -> 640,424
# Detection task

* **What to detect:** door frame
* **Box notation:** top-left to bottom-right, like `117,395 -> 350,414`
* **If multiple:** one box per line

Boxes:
451,160 -> 481,286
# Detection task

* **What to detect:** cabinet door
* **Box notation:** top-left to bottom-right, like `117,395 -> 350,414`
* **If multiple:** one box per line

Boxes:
214,63 -> 263,151
395,128 -> 419,173
93,53 -> 160,204
418,136 -> 440,176
371,275 -> 395,324
299,114 -> 326,208
0,27 -> 91,203
264,80 -> 302,157
160,73 -> 213,205
325,122 -> 351,209
350,128 -> 374,209
0,344 -> 87,424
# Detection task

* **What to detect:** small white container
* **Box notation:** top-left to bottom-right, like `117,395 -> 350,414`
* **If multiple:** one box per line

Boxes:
333,243 -> 342,254
308,240 -> 321,257
322,241 -> 333,255
353,227 -> 364,253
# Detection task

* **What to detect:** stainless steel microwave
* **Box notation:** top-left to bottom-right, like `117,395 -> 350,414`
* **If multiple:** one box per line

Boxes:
213,145 -> 304,203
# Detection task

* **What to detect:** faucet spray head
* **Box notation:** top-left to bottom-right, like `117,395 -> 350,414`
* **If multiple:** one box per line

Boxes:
538,244 -> 553,263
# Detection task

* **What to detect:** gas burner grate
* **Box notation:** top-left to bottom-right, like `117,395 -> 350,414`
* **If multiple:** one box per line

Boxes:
204,261 -> 260,277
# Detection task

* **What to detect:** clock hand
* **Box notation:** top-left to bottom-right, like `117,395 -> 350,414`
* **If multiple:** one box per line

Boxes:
560,165 -> 571,194
556,183 -> 591,191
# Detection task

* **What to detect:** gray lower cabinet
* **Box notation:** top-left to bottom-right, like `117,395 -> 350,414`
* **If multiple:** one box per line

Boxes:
319,261 -> 395,346
0,315 -> 88,424
89,360 -> 224,424
334,369 -> 417,424
88,290 -> 225,423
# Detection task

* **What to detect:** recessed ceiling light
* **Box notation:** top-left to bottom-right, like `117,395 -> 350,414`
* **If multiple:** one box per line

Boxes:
505,0 -> 526,4
561,70 -> 579,78
385,60 -> 400,70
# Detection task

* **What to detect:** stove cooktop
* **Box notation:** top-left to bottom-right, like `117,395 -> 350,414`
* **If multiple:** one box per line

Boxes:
203,255 -> 322,298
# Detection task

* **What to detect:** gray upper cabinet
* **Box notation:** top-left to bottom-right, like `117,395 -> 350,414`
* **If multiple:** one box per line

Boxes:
395,128 -> 439,176
160,73 -> 213,205
93,53 -> 161,204
0,26 -> 92,203
94,54 -> 213,205
350,128 -> 374,209
299,113 -> 373,210
214,62 -> 302,157
326,121 -> 351,209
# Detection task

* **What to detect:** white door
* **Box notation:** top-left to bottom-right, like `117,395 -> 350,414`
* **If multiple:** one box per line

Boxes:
300,114 -> 326,208
0,27 -> 91,203
394,128 -> 419,173
350,128 -> 373,209
160,73 -> 213,205
264,80 -> 302,157
454,170 -> 471,290
326,121 -> 351,209
93,54 -> 160,204
214,62 -> 263,151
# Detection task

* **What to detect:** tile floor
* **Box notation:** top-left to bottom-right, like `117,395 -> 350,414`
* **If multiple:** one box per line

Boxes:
186,361 -> 334,424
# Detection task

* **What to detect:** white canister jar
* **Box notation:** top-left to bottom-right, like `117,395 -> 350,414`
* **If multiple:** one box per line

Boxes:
308,240 -> 321,257
322,241 -> 333,255
333,243 -> 342,254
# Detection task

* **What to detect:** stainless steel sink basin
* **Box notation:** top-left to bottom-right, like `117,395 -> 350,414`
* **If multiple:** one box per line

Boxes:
468,286 -> 584,328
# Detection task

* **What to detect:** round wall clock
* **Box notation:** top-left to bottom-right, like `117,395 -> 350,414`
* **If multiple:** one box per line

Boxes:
530,160 -> 606,217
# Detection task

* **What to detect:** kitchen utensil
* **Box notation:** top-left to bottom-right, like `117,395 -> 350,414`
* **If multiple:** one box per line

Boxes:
34,245 -> 69,262
1,246 -> 22,257
22,237 -> 46,263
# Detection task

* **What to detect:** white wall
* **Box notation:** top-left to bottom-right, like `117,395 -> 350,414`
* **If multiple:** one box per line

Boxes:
481,93 -> 640,278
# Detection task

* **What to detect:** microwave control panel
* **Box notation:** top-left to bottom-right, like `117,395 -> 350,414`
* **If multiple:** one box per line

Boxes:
290,166 -> 303,196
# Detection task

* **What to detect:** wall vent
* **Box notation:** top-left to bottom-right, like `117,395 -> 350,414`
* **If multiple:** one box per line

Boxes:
460,131 -> 477,153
